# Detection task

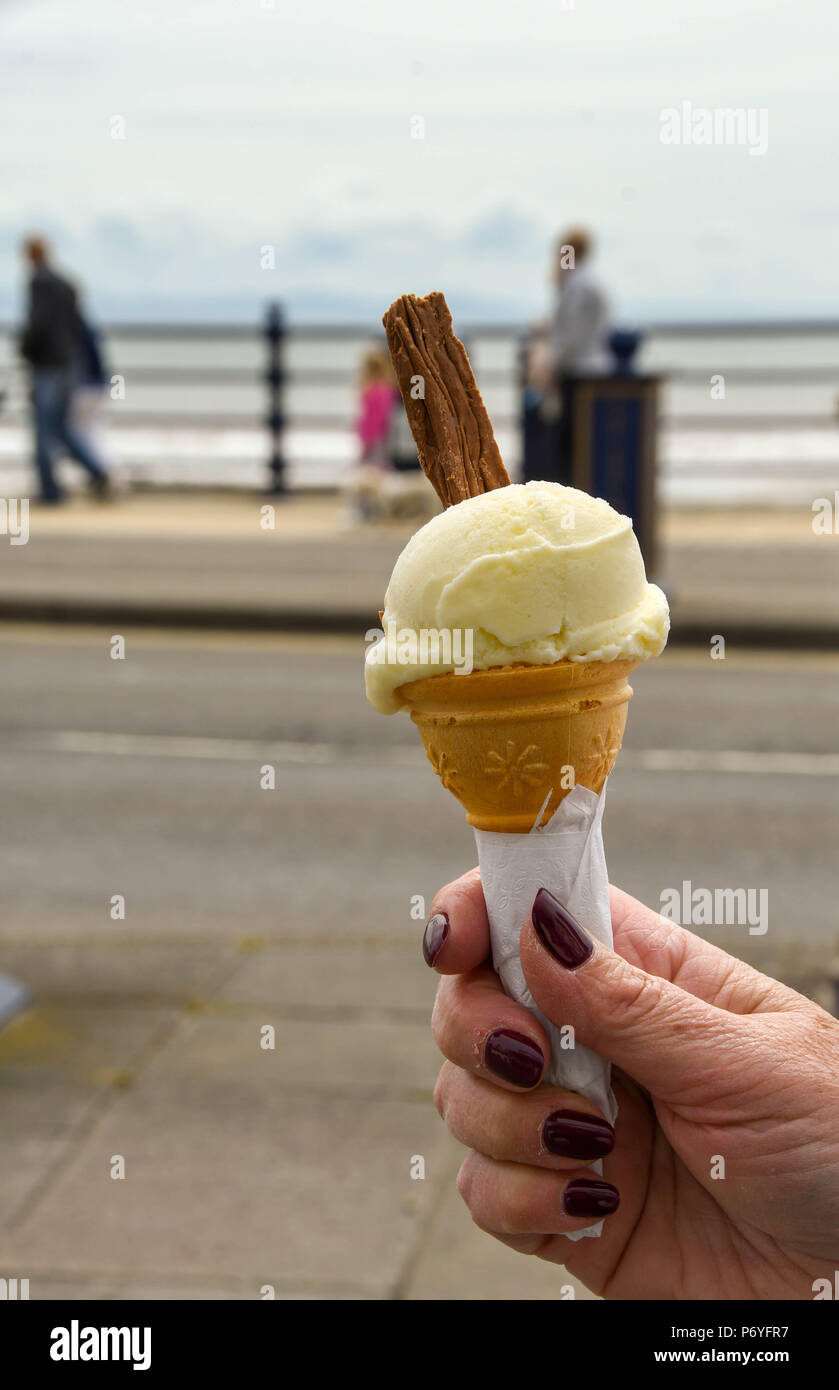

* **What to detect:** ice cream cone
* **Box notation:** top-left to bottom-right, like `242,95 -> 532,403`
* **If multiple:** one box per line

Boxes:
397,658 -> 638,833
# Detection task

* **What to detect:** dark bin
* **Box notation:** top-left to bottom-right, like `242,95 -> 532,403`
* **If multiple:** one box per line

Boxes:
566,370 -> 661,575
521,329 -> 661,575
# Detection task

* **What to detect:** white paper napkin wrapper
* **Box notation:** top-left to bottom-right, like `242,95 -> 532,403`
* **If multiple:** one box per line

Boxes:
474,781 -> 616,1240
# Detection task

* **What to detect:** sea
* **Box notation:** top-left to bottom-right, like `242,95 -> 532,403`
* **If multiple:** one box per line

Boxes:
1,323 -> 838,506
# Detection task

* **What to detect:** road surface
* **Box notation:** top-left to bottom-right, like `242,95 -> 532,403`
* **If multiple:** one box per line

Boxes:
1,626 -> 836,958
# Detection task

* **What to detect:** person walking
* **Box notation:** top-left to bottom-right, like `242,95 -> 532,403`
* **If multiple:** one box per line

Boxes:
18,235 -> 111,503
549,225 -> 610,483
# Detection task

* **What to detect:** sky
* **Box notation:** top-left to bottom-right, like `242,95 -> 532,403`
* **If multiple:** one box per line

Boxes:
1,0 -> 837,325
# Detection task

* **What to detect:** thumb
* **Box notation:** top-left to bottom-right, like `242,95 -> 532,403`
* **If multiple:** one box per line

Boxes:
521,887 -> 750,1104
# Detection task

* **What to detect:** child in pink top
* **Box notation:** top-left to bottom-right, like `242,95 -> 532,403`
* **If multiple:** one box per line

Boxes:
356,349 -> 398,466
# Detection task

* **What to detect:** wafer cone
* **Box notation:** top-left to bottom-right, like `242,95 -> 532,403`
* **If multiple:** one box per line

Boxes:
397,659 -> 638,833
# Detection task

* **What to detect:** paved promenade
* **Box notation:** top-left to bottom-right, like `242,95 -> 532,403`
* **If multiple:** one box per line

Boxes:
0,492 -> 836,644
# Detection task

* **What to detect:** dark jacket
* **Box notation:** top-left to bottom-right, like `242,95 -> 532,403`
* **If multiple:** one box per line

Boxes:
20,267 -> 83,369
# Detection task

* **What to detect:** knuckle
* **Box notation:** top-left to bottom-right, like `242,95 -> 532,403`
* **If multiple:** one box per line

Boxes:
457,1156 -> 536,1236
456,1154 -> 476,1204
429,866 -> 480,920
604,958 -> 664,1032
429,977 -> 455,1046
805,1009 -> 839,1066
498,1185 -> 537,1235
433,1063 -> 452,1119
427,887 -> 452,920
469,1210 -> 499,1237
457,1166 -> 499,1236
431,974 -> 475,1058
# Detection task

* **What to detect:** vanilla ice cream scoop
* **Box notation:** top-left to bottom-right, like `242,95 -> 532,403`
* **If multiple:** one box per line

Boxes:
365,481 -> 669,714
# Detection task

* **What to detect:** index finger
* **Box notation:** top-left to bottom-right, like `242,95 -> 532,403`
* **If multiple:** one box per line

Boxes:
424,867 -> 490,973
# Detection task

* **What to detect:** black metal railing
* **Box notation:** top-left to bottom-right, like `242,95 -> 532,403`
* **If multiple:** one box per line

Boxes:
1,309 -> 838,491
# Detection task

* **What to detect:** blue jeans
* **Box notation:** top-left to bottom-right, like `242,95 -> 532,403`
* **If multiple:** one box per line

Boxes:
32,367 -> 106,501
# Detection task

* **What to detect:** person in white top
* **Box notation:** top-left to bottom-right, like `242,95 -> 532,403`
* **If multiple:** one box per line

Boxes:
551,225 -> 610,373
547,226 -> 611,482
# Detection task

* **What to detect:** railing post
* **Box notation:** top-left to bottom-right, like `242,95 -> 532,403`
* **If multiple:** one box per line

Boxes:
265,301 -> 286,494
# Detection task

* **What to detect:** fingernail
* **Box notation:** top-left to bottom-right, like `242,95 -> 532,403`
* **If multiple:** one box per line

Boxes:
543,1110 -> 615,1160
484,1028 -> 544,1089
422,912 -> 449,967
531,888 -> 593,969
563,1178 -> 620,1219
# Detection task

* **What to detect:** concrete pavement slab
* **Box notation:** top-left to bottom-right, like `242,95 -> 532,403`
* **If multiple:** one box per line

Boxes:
0,943 -> 237,1003
0,1004 -> 178,1226
162,1010 -> 441,1099
0,1012 -> 450,1296
0,1138 -> 70,1230
403,1136 -> 600,1301
21,1276 -> 376,1300
219,944 -> 437,1017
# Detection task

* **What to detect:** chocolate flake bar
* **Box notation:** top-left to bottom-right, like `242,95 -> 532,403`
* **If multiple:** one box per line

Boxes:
382,291 -> 510,507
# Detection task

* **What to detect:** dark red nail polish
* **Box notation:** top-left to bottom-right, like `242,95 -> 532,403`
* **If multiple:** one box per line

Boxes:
484,1028 -> 544,1088
531,888 -> 593,969
543,1110 -> 615,1160
563,1178 -> 620,1219
422,912 -> 449,967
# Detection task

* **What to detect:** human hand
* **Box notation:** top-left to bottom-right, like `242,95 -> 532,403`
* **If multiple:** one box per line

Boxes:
425,870 -> 839,1300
